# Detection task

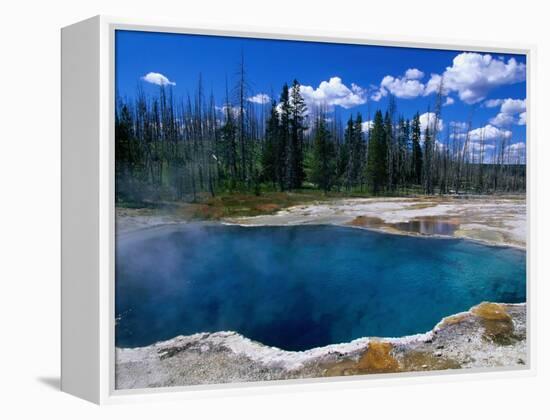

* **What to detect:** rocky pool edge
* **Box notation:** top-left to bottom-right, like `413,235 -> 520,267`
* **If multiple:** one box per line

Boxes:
115,301 -> 527,390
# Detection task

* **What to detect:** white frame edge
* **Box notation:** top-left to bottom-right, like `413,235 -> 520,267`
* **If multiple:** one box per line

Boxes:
61,15 -> 536,405
61,16 -> 101,403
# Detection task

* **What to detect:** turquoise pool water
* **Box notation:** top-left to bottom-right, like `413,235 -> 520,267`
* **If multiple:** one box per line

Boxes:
115,224 -> 526,351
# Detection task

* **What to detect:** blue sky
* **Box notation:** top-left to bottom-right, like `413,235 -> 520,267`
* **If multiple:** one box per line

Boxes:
115,30 -> 527,159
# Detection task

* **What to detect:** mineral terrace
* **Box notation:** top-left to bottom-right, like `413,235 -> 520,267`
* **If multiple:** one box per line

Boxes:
227,196 -> 526,249
116,302 -> 527,389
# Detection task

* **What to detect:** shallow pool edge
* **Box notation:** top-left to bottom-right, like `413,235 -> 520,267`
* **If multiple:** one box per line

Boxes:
115,301 -> 527,390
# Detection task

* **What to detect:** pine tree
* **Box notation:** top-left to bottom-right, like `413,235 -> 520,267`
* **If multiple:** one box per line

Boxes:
342,116 -> 354,189
423,126 -> 434,194
311,114 -> 336,193
289,79 -> 307,189
115,103 -> 133,201
336,131 -> 348,190
366,110 -> 388,194
236,54 -> 248,184
220,104 -> 238,189
411,113 -> 423,185
384,111 -> 397,191
261,101 -> 280,186
342,114 -> 365,191
352,113 -> 365,189
396,117 -> 409,190
277,84 -> 291,191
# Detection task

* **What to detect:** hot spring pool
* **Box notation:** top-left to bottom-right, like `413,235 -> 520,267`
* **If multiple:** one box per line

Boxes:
115,224 -> 526,351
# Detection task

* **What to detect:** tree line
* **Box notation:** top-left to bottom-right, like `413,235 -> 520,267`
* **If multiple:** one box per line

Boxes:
115,67 -> 526,204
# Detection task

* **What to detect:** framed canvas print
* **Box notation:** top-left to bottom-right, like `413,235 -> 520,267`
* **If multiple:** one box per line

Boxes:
61,16 -> 533,404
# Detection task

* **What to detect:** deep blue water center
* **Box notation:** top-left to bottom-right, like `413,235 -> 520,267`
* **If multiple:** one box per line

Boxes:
115,224 -> 526,351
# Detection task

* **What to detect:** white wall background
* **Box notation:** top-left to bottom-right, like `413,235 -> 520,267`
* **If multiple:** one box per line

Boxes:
1,0 -> 548,417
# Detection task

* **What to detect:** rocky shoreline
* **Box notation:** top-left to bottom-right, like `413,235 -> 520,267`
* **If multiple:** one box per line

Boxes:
227,196 -> 526,249
115,302 -> 527,390
116,196 -> 526,249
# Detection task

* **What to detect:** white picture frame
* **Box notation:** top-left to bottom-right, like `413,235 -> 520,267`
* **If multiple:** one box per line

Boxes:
61,15 -> 535,404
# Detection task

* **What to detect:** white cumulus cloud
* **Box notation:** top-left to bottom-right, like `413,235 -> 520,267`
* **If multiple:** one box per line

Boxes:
505,142 -> 526,163
370,89 -> 385,102
424,73 -> 448,97
448,124 -> 515,163
490,112 -> 516,127
425,53 -> 526,104
443,97 -> 455,107
141,72 -> 176,86
449,121 -> 469,131
361,120 -> 374,133
488,98 -> 526,127
369,53 -> 525,105
468,124 -> 512,141
372,68 -> 428,101
500,98 -> 526,115
215,104 -> 241,118
484,99 -> 504,108
507,142 -> 526,152
299,77 -> 367,110
419,112 -> 444,134
405,68 -> 424,80
381,75 -> 425,99
248,93 -> 271,104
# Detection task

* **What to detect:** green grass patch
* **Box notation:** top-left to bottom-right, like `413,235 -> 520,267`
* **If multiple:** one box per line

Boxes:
188,190 -> 337,219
